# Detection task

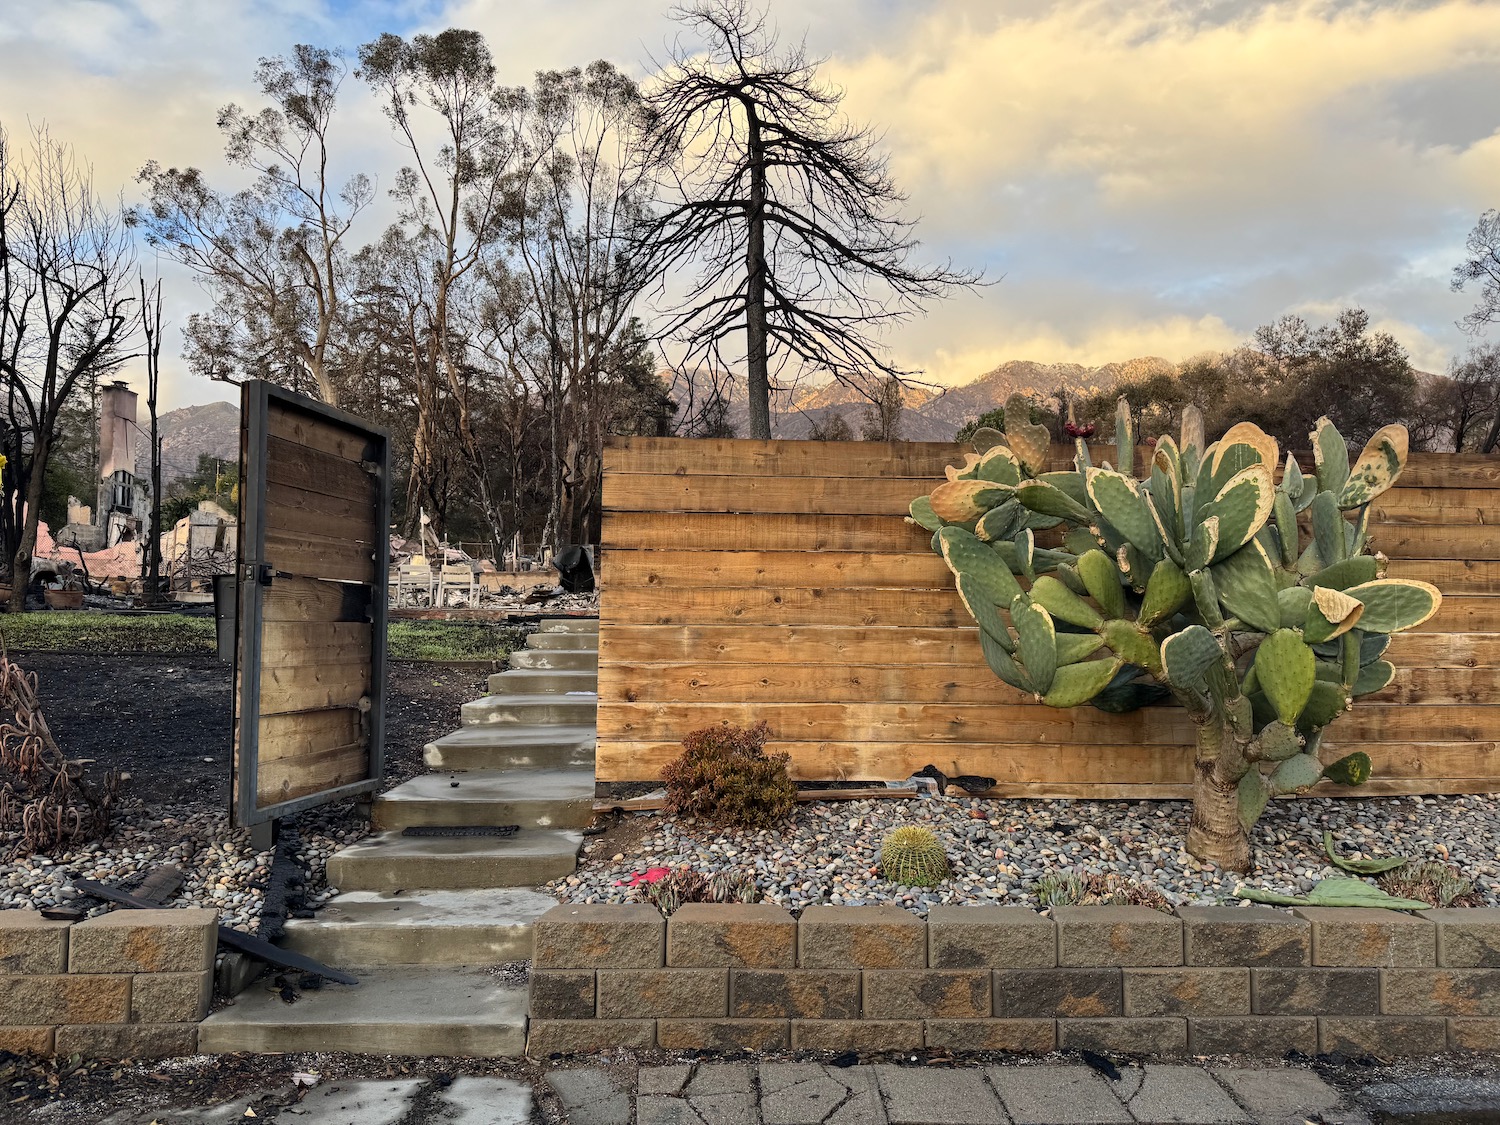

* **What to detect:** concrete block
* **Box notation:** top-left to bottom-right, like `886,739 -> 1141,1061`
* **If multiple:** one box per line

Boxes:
68,909 -> 217,974
667,903 -> 795,969
789,1019 -> 922,1052
54,1022 -> 197,1059
1055,906 -> 1183,966
1381,969 -> 1500,1016
1294,907 -> 1435,967
1424,908 -> 1500,967
986,1066 -> 1131,1124
596,968 -> 727,1018
544,1068 -> 630,1125
0,909 -> 71,974
1058,1017 -> 1187,1053
526,1019 -> 655,1055
0,974 -> 130,1025
130,970 -> 212,1023
1251,968 -> 1379,1015
1319,1016 -> 1447,1056
874,1065 -> 1006,1125
638,1065 -> 693,1095
1123,968 -> 1249,1016
757,1063 -> 855,1125
926,906 -> 1055,968
863,970 -> 989,1019
993,968 -> 1121,1017
1448,1018 -> 1500,1052
924,1018 -> 1055,1052
1179,905 -> 1310,967
1188,1016 -> 1318,1056
657,1018 -> 789,1051
797,905 -> 925,969
528,969 -> 596,1019
533,903 -> 664,969
730,969 -> 860,1019
0,1026 -> 54,1056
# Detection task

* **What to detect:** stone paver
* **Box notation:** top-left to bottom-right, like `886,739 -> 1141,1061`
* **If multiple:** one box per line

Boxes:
1113,1065 -> 1250,1123
759,1063 -> 850,1125
640,1064 -> 695,1095
874,1065 -> 1005,1125
1356,1075 -> 1500,1120
987,1066 -> 1132,1124
639,1096 -> 709,1125
440,1077 -> 534,1125
547,1066 -> 632,1125
1211,1068 -> 1368,1125
272,1079 -> 429,1125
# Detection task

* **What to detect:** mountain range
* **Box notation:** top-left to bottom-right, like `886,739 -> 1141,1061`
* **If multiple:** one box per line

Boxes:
686,356 -> 1178,440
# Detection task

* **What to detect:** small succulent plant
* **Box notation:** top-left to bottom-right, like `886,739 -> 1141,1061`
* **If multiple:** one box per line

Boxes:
878,826 -> 951,887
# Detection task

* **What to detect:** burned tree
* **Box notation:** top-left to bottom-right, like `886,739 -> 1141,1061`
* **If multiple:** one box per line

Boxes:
641,0 -> 976,439
0,124 -> 138,612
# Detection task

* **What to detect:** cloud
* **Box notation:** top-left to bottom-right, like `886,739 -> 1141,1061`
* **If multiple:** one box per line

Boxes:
1,0 -> 1494,409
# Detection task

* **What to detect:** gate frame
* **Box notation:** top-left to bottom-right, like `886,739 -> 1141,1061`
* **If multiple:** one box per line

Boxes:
232,380 -> 391,829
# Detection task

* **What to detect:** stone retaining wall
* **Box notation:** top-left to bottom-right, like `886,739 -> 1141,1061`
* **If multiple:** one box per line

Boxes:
0,907 -> 218,1058
528,903 -> 1500,1058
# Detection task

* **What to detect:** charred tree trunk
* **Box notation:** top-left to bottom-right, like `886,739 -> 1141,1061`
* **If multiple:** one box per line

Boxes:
743,104 -> 771,442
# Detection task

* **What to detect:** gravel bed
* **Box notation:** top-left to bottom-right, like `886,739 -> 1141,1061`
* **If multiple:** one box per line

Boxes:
549,793 -> 1500,912
0,799 -> 367,931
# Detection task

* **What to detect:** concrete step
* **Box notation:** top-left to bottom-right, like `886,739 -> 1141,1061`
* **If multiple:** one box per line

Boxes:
424,726 -> 596,771
540,618 -> 599,633
327,829 -> 583,892
197,966 -> 526,1057
525,631 -> 600,652
280,888 -> 557,966
373,769 -> 595,831
507,647 -> 598,671
487,667 -> 597,695
460,692 -> 597,727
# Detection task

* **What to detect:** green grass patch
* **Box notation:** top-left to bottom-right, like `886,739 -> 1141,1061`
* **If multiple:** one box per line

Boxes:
0,612 -> 528,662
0,612 -> 216,653
386,622 -> 527,662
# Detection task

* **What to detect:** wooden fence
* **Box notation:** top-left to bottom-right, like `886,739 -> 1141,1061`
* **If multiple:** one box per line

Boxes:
596,437 -> 1500,797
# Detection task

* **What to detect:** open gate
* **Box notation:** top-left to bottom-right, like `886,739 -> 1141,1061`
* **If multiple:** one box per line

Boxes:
232,380 -> 390,832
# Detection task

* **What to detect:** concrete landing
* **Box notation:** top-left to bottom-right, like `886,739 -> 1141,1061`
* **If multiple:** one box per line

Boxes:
326,828 -> 585,892
423,725 -> 597,771
197,967 -> 527,1057
280,887 -> 557,966
486,667 -> 598,694
460,692 -> 598,727
539,618 -> 598,633
372,769 -> 594,831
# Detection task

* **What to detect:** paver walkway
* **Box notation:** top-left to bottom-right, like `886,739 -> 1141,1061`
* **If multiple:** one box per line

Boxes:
82,1060 -> 1500,1124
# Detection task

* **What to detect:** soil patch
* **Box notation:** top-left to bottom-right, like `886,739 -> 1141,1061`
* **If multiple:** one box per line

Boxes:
16,650 -> 490,815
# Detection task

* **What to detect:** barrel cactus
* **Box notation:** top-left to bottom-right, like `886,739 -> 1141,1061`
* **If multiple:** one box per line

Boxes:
878,826 -> 951,886
911,393 -> 1442,871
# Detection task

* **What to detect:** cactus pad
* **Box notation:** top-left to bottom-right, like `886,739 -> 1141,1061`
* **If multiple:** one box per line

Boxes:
1344,578 -> 1442,633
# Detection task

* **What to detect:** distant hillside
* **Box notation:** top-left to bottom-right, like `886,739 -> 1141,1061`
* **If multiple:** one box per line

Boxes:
153,401 -> 239,486
665,357 -> 1178,441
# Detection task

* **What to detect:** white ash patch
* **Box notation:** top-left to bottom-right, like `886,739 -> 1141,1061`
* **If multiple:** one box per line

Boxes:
547,793 -> 1500,913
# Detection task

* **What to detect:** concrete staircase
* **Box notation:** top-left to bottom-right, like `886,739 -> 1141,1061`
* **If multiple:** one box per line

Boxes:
199,619 -> 598,1057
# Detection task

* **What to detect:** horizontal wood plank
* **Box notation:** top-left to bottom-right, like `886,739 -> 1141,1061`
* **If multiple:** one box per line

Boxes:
595,738 -> 1500,785
603,550 -> 952,589
265,436 -> 379,504
268,402 -> 380,463
266,482 -> 378,544
259,661 -> 371,715
265,529 -> 376,584
601,586 -> 969,628
259,576 -> 373,623
604,511 -> 920,552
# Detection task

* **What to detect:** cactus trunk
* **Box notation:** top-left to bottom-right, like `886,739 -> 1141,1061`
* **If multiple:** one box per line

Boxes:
1186,722 -> 1252,871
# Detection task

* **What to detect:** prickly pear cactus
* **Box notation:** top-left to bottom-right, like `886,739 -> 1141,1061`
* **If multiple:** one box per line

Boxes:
878,826 -> 952,887
911,393 -> 1442,871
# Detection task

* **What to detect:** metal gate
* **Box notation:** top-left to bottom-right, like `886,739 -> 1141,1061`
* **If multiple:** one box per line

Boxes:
232,380 -> 390,829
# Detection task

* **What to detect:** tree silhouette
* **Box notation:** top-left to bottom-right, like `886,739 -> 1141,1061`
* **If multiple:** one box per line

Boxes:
640,0 -> 977,439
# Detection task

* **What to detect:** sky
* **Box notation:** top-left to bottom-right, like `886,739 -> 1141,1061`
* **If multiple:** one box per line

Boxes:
2,0 -> 1498,411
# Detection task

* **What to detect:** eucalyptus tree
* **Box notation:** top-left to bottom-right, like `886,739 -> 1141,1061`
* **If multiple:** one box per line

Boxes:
135,46 -> 370,404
